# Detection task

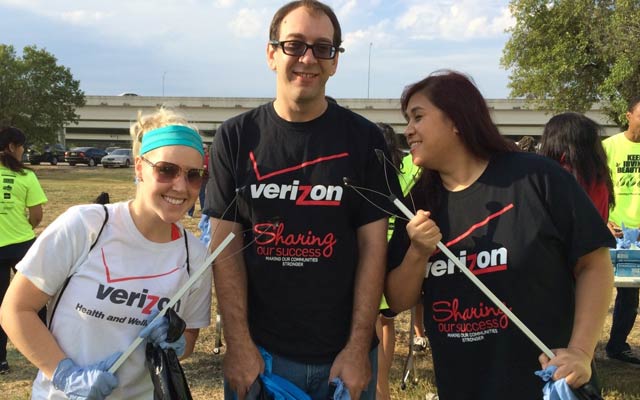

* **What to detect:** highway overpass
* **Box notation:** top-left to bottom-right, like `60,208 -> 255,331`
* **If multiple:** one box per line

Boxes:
62,95 -> 621,148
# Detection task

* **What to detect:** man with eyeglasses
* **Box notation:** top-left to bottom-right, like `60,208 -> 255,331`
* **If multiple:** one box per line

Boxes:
205,1 -> 399,399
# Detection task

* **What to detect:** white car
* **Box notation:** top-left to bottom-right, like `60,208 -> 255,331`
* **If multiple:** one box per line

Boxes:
102,148 -> 133,168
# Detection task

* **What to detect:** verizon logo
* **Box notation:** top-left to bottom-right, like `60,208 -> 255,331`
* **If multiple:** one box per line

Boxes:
250,180 -> 343,206
96,284 -> 180,315
426,248 -> 508,278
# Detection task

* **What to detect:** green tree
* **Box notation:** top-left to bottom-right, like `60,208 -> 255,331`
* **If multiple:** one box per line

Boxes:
501,0 -> 640,128
0,44 -> 85,144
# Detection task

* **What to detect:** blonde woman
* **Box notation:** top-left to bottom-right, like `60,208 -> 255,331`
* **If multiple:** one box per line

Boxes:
0,109 -> 212,399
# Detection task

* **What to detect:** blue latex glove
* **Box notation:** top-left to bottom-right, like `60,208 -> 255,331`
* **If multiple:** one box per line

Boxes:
330,377 -> 351,400
139,311 -> 186,357
535,365 -> 579,400
621,223 -> 640,249
52,352 -> 121,400
198,214 -> 211,245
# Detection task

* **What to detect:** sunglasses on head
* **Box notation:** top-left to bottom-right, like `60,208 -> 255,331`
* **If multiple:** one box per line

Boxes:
141,156 -> 208,188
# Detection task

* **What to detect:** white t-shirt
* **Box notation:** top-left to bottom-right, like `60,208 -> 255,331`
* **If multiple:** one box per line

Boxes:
17,202 -> 211,399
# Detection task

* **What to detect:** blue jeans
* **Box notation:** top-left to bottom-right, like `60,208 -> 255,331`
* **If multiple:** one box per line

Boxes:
606,287 -> 639,355
224,347 -> 378,400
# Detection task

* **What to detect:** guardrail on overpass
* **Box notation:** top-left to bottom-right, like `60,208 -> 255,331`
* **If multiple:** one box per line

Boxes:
62,95 -> 621,147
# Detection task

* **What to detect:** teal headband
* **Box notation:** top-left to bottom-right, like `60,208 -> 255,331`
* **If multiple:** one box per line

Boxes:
140,125 -> 204,156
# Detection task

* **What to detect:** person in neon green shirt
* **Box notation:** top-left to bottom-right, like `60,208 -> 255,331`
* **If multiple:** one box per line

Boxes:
601,96 -> 640,366
391,154 -> 431,356
376,122 -> 420,400
0,126 -> 47,374
603,104 -> 640,230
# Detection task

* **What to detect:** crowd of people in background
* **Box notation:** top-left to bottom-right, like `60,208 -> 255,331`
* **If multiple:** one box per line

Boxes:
0,1 -> 638,399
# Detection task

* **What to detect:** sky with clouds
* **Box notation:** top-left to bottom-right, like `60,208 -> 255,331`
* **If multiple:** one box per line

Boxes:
0,0 -> 516,99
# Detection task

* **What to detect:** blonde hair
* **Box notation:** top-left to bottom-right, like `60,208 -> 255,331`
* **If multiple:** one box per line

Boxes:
130,107 -> 199,156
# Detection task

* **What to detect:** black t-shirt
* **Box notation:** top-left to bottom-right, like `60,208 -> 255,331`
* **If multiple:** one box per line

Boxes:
388,152 -> 615,400
205,101 -> 400,363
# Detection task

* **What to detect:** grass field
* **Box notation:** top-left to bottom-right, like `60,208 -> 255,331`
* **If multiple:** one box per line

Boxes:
0,165 -> 639,399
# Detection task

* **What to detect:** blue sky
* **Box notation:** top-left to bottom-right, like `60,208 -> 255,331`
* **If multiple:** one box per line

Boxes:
0,0 -> 515,99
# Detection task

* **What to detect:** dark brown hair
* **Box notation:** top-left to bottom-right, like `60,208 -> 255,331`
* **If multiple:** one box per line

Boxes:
400,70 -> 517,208
269,0 -> 342,46
377,122 -> 403,170
539,112 -> 614,209
628,96 -> 640,113
0,126 -> 30,173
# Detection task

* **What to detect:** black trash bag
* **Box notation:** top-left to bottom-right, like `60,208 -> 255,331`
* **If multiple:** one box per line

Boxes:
573,383 -> 603,400
245,377 -> 270,400
145,307 -> 193,400
573,360 -> 604,400
94,192 -> 110,204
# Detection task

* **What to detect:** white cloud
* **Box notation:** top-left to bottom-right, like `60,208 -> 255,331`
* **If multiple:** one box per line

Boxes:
335,0 -> 357,19
0,0 -> 277,48
342,20 -> 394,51
0,0 -> 39,7
0,0 -> 513,98
59,9 -> 112,25
228,8 -> 266,38
491,6 -> 515,33
215,0 -> 235,7
395,0 -> 514,40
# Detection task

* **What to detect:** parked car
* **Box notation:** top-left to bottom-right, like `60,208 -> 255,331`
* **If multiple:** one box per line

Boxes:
105,146 -> 120,154
27,143 -> 67,165
64,147 -> 107,166
102,148 -> 133,168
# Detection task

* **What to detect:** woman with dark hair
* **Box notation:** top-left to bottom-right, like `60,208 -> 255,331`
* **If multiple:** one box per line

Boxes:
378,122 -> 404,172
375,122 -> 410,400
539,112 -> 614,221
375,122 -> 398,400
384,71 -> 615,399
0,126 -> 48,374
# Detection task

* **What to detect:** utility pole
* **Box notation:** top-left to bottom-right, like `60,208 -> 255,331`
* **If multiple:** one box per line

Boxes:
162,71 -> 167,96
367,42 -> 373,98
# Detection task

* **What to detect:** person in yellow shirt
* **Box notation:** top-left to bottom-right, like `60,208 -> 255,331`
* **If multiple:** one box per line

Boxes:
0,126 -> 48,374
376,123 -> 420,400
602,96 -> 640,366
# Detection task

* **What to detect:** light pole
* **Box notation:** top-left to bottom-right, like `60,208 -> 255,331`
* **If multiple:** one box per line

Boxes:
367,42 -> 373,98
162,71 -> 167,96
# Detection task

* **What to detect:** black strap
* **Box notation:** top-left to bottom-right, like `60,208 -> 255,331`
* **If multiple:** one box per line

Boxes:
90,204 -> 109,251
184,229 -> 190,275
48,205 -> 108,328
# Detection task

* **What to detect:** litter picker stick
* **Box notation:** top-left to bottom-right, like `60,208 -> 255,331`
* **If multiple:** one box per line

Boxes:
391,196 -> 555,359
400,307 -> 416,390
108,232 -> 236,373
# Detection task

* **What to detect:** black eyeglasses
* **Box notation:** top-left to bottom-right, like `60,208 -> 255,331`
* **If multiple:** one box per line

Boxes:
269,40 -> 344,60
141,157 -> 208,188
